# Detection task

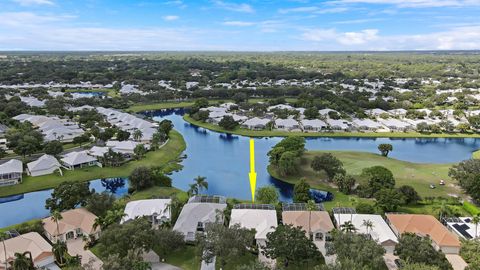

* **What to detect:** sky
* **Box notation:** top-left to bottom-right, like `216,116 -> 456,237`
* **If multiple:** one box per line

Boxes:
0,0 -> 480,51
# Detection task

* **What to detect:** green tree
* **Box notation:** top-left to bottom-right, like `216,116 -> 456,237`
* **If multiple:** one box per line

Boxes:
129,166 -> 154,191
311,153 -> 345,180
262,224 -> 323,268
327,231 -> 385,270
45,182 -> 93,212
378,143 -> 393,157
304,107 -> 319,120
197,223 -> 256,269
395,233 -> 452,270
340,221 -> 356,233
153,228 -> 185,260
12,251 -> 34,270
72,134 -> 90,146
278,151 -> 300,176
374,188 -> 405,212
397,185 -> 421,204
273,136 -> 305,156
362,219 -> 374,235
158,119 -> 174,138
102,148 -> 125,167
85,192 -> 116,217
360,166 -> 395,198
132,129 -> 143,142
355,202 -> 375,214
255,185 -> 279,204
97,218 -> 154,258
267,146 -> 285,166
293,178 -> 311,203
44,140 -> 63,156
101,249 -> 151,270
449,159 -> 480,201
218,115 -> 238,130
116,130 -> 131,141
133,144 -> 148,160
333,174 -> 356,194
402,263 -> 441,270
460,239 -> 480,270
52,241 -> 68,266
194,176 -> 208,193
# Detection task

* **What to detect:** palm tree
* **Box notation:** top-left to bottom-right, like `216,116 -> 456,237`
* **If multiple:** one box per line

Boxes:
187,183 -> 199,197
51,210 -> 63,243
362,219 -> 374,235
473,214 -> 480,239
0,232 -> 7,270
133,129 -> 143,142
52,241 -> 68,266
13,251 -> 34,270
434,200 -> 451,221
340,221 -> 356,233
194,176 -> 208,193
306,200 -> 317,240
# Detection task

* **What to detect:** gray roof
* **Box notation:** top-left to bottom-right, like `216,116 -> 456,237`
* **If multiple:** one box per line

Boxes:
0,159 -> 23,174
61,151 -> 97,166
173,202 -> 227,240
27,154 -> 60,172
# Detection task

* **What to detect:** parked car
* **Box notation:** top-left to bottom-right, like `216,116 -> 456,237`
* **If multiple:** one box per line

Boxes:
430,184 -> 436,189
439,180 -> 445,185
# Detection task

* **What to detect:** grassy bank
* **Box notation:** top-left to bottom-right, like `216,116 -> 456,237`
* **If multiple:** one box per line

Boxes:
0,130 -> 186,197
269,151 -> 464,213
184,114 -> 480,139
473,150 -> 480,159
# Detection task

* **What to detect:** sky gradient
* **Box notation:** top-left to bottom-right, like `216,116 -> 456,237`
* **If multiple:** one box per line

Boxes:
1,0 -> 480,51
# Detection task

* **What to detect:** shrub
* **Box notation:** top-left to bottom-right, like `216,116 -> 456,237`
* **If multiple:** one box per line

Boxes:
463,201 -> 480,216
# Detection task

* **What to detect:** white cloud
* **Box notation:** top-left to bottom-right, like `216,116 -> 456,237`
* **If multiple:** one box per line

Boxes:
12,0 -> 54,6
0,12 -> 74,27
223,21 -> 255,26
301,25 -> 480,50
163,15 -> 179,21
213,0 -> 254,13
329,0 -> 480,8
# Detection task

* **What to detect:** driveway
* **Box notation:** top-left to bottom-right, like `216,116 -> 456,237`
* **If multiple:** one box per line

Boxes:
67,238 -> 103,270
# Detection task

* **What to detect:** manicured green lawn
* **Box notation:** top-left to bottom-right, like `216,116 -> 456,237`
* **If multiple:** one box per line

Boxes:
269,150 -> 466,214
473,150 -> 480,159
0,130 -> 186,197
164,245 -> 201,270
184,114 -> 480,138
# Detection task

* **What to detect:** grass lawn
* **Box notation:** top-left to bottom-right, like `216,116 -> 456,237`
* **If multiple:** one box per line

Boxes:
184,114 -> 480,139
0,130 -> 186,197
473,150 -> 480,159
269,150 -> 465,214
127,98 -> 299,113
164,245 -> 201,270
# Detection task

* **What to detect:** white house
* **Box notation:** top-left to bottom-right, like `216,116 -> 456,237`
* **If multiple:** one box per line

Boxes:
388,108 -> 408,117
0,159 -> 23,186
326,119 -> 351,131
352,118 -> 384,131
242,118 -> 271,130
88,146 -> 109,158
121,199 -> 172,225
268,104 -> 293,111
334,214 -> 398,253
318,108 -> 338,117
274,118 -> 300,131
26,154 -> 62,177
445,217 -> 480,240
61,151 -> 98,170
378,118 -> 412,131
366,108 -> 390,117
301,119 -> 327,132
106,140 -> 148,155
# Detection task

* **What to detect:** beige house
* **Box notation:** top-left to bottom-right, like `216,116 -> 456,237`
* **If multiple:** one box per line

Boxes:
0,232 -> 57,270
282,209 -> 334,241
42,208 -> 100,243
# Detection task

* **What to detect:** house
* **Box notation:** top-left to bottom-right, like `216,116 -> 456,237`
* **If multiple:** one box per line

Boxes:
366,108 -> 390,117
0,123 -> 9,137
335,213 -> 398,253
121,199 -> 172,225
318,108 -> 338,117
241,118 -> 271,130
274,118 -> 300,131
230,204 -> 278,249
301,119 -> 327,132
326,119 -> 351,131
26,154 -> 62,177
173,196 -> 227,241
268,104 -> 293,111
378,118 -> 412,131
445,217 -> 480,240
386,214 -> 461,254
61,151 -> 98,170
282,204 -> 334,241
0,159 -> 23,186
88,146 -> 109,158
42,208 -> 100,243
106,140 -> 148,155
388,108 -> 408,117
352,118 -> 384,131
0,232 -> 58,270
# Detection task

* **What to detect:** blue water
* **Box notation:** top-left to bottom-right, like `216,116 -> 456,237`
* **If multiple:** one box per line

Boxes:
2,108 -> 480,228
149,109 -> 480,201
71,91 -> 105,98
0,178 -> 128,227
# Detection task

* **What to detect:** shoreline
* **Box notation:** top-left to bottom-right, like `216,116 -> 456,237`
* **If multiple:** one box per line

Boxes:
183,114 -> 480,139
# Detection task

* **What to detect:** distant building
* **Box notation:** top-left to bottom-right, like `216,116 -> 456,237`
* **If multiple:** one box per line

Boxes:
42,208 -> 100,243
121,199 -> 172,225
61,151 -> 98,170
26,154 -> 62,177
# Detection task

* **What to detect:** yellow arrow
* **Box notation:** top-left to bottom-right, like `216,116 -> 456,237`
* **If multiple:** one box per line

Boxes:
249,138 -> 257,203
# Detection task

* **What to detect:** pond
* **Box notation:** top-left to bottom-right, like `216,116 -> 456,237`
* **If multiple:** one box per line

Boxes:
2,108 -> 480,228
70,91 -> 106,99
0,178 -> 128,228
